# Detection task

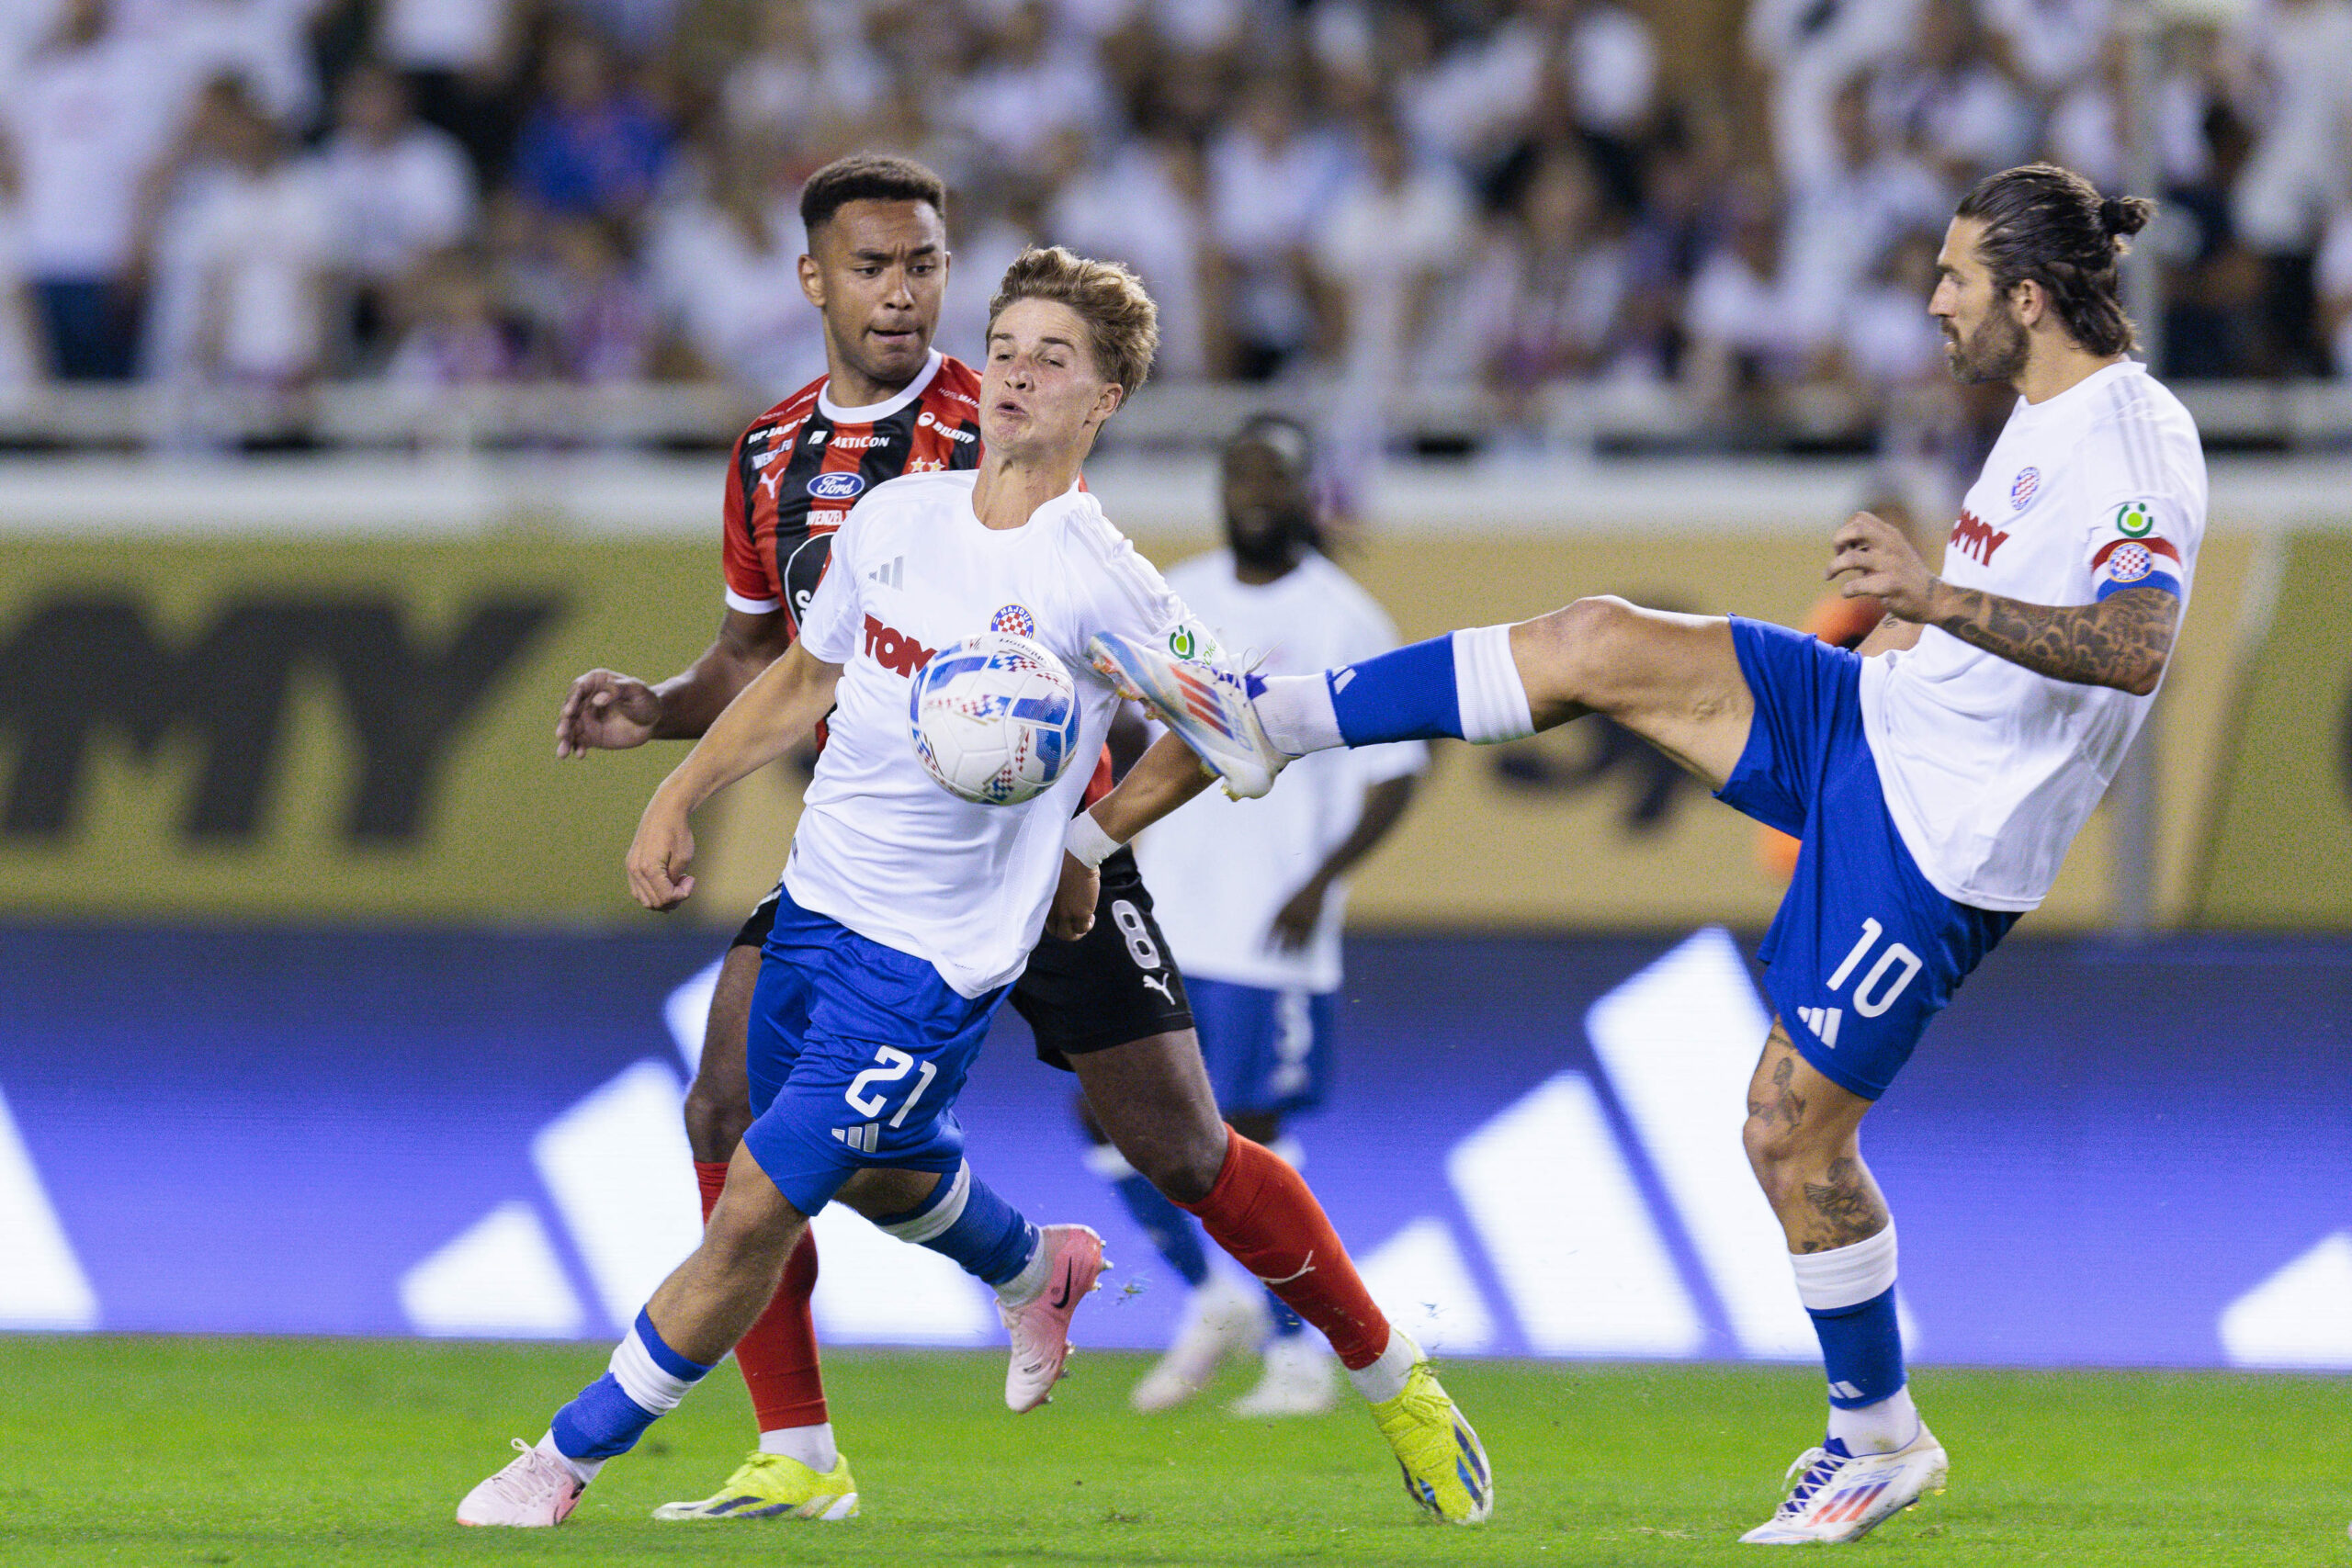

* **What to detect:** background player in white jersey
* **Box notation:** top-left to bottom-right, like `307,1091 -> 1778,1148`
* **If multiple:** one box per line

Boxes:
1112,415 -> 1424,1417
461,246 -> 1490,1529
1085,164 -> 2200,1545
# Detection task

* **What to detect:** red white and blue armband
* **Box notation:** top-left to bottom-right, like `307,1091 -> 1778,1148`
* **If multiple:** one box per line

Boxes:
2090,536 -> 2182,599
2089,500 -> 2183,600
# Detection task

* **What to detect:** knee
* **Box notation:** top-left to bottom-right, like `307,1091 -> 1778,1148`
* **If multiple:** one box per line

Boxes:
1521,595 -> 1636,706
1742,1111 -> 1815,1210
683,1074 -> 753,1162
1125,1125 -> 1227,1206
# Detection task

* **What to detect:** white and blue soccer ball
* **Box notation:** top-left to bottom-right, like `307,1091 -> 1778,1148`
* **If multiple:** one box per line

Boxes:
909,631 -> 1081,806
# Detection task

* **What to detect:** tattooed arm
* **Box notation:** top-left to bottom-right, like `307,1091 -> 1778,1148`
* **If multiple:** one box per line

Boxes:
1826,511 -> 2177,696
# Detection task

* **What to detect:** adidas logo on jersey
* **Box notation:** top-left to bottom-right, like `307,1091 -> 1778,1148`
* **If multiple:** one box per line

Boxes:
833,1122 -> 883,1155
1795,1006 -> 1843,1047
868,557 -> 904,589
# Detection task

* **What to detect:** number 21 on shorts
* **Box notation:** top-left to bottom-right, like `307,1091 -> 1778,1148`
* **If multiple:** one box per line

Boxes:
844,1046 -> 940,1127
1826,918 -> 1923,1019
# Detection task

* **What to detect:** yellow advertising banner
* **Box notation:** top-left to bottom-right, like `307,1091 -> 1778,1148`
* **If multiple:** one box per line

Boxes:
0,526 -> 2264,930
2191,535 -> 2352,926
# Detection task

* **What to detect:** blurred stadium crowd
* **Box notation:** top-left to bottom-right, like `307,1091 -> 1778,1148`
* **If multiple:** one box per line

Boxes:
1,0 -> 2348,453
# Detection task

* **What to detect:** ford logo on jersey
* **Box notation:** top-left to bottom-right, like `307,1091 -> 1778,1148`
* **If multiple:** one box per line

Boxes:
808,472 -> 865,501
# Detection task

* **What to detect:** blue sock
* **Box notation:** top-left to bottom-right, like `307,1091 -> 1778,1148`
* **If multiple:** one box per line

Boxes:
1262,1283 -> 1306,1338
876,1162 -> 1039,1290
1325,635 -> 1463,744
1112,1171 -> 1210,1288
550,1308 -> 713,1461
1809,1286 -> 1906,1409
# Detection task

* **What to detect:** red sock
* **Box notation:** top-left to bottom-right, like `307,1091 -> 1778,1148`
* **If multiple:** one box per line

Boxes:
695,1160 -> 828,1430
1176,1128 -> 1392,1371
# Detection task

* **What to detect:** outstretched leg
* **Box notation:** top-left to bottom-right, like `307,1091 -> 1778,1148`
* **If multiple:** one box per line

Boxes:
1093,596 -> 1754,798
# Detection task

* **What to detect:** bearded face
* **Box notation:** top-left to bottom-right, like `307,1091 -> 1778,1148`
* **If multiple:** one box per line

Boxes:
1944,298 -> 2030,385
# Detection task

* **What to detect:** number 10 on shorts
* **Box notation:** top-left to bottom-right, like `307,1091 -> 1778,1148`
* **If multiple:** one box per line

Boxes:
1826,918 -> 1923,1019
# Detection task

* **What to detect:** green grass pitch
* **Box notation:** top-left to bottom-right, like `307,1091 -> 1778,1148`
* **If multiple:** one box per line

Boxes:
0,1337 -> 2342,1565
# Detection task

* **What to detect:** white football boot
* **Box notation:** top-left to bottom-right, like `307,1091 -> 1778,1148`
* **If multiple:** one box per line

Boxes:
999,1224 -> 1108,1412
1229,1333 -> 1340,1418
1739,1428 -> 1948,1544
456,1438 -> 585,1528
1130,1275 -> 1267,1413
1086,633 -> 1290,799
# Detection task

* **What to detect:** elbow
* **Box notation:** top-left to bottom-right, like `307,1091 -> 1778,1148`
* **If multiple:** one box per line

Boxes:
2115,658 -> 2165,698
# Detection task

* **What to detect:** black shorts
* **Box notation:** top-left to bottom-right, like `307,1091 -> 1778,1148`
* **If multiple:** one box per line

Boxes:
729,848 -> 1193,1070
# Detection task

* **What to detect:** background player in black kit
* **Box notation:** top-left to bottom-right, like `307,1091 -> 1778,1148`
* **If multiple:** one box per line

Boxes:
550,157 -> 1469,1527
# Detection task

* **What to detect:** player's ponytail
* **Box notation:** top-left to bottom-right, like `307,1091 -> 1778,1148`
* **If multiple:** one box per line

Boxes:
1955,164 -> 2154,357
2098,195 -> 2154,242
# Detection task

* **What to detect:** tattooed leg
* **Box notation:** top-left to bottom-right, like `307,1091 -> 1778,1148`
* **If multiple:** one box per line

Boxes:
1741,1022 -> 1886,1252
1744,1021 -> 1920,1456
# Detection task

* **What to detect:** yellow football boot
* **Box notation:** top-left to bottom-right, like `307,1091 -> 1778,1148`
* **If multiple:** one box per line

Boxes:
1368,1357 -> 1493,1524
650,1450 -> 859,1521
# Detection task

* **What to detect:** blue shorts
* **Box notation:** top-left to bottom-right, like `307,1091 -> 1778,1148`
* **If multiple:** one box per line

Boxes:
1715,619 -> 2017,1100
1189,976 -> 1336,1118
741,883 -> 1011,1214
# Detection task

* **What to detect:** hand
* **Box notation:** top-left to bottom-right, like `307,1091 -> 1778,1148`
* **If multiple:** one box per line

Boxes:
557,669 -> 662,758
626,795 -> 696,910
1046,852 -> 1099,941
1826,511 -> 1938,622
1268,877 -> 1329,952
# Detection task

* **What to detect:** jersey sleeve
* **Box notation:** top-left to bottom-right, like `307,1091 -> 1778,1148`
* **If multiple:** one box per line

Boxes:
1069,512 -> 1225,671
720,431 -> 783,614
2081,418 -> 2199,602
796,513 -> 861,664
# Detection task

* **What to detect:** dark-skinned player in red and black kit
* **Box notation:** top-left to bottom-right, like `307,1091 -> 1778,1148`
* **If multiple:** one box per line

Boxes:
549,155 -> 1491,1528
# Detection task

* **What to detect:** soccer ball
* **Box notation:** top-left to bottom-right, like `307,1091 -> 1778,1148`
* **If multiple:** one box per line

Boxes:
909,631 -> 1081,806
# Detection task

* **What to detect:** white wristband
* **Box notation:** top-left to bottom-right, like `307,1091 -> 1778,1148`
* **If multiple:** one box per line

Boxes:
1064,810 -> 1121,870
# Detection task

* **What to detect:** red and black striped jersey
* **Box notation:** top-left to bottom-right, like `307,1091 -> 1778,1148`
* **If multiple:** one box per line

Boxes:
720,350 -> 984,633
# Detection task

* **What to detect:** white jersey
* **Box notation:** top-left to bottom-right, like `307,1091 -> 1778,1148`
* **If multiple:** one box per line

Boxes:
788,470 -> 1209,997
1133,550 -> 1428,994
1860,358 -> 2205,910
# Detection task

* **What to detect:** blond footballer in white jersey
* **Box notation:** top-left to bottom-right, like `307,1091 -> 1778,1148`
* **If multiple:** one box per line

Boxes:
788,468 -> 1207,995
461,248 -> 1496,1533
1079,164 -> 2191,1546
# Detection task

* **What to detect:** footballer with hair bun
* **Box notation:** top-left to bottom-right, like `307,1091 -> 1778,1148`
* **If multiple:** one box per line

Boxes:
1091,162 -> 2199,1545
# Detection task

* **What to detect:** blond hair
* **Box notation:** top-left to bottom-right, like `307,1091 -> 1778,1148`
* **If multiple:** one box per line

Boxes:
986,246 -> 1159,400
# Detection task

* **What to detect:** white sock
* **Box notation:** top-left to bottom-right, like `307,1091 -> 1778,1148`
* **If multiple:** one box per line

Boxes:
1251,674 -> 1340,756
1786,1225 -> 1899,1313
1343,1326 -> 1419,1404
758,1421 -> 838,1472
993,1232 -> 1053,1306
1827,1384 -> 1921,1456
1452,625 -> 1535,743
1787,1226 -> 1915,1455
537,1431 -> 603,1484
